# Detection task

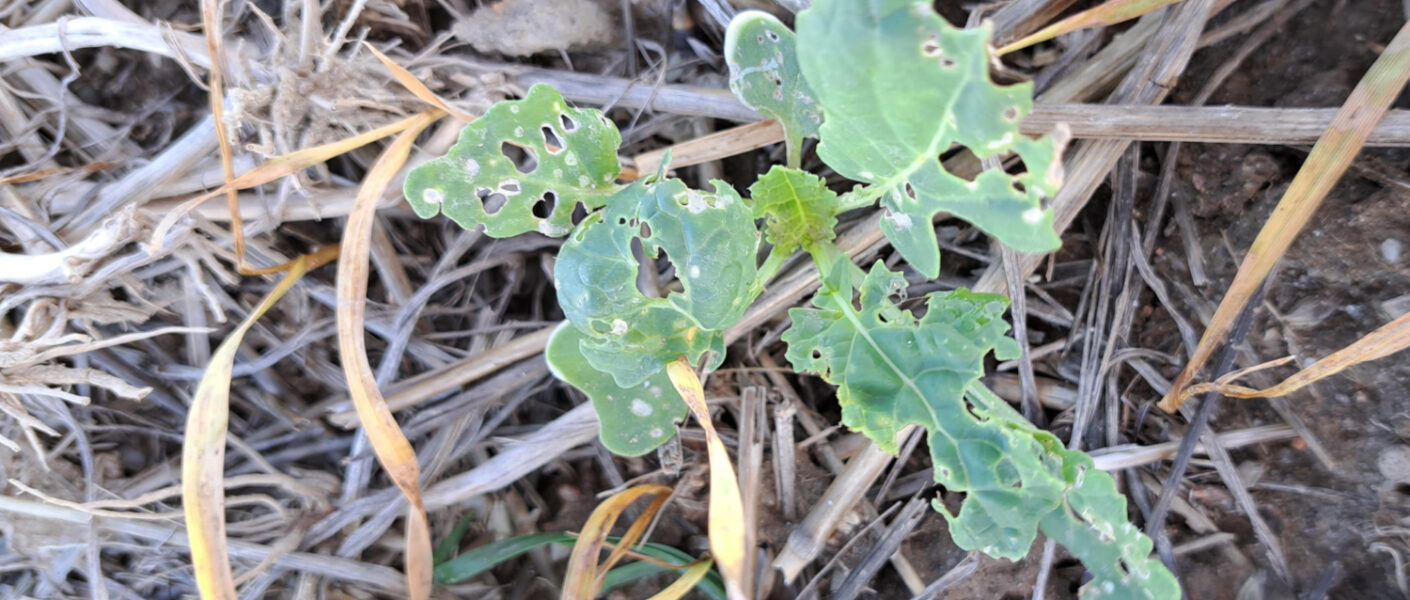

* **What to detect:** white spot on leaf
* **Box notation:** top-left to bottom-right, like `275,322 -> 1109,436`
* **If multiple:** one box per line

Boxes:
1022,207 -> 1043,224
610,319 -> 628,335
421,189 -> 444,205
464,159 -> 480,179
630,399 -> 653,416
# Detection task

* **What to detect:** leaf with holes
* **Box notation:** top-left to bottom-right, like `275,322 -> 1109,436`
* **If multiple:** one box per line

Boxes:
782,259 -> 1177,598
796,0 -> 1064,278
725,11 -> 822,167
783,260 -> 1058,558
962,385 -> 1181,600
403,83 -> 622,238
747,166 -> 837,255
546,323 -> 686,456
555,177 -> 760,388
1039,445 -> 1182,599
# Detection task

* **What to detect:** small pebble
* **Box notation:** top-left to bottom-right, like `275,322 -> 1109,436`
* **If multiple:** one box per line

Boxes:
1381,446 -> 1410,483
1382,238 -> 1403,263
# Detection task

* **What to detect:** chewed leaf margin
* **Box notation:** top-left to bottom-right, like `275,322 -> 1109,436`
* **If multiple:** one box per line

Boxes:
780,258 -> 1178,598
795,0 -> 1064,277
403,83 -> 623,238
546,322 -> 686,456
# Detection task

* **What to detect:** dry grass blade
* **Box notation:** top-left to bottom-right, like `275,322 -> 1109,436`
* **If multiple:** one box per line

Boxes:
631,120 -> 785,176
562,483 -> 673,599
666,359 -> 748,600
335,109 -> 442,600
1160,19 -> 1410,412
200,0 -> 249,275
363,42 -> 477,122
645,557 -> 715,600
182,245 -> 338,600
149,112 -> 433,252
1179,309 -> 1410,404
998,0 -> 1188,54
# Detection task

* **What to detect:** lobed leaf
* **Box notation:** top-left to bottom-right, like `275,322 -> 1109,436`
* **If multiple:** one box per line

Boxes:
782,261 -> 1177,598
725,11 -> 822,166
795,0 -> 1064,277
555,177 -> 760,388
964,386 -> 1179,599
546,322 -> 687,456
403,83 -> 622,238
747,165 -> 838,255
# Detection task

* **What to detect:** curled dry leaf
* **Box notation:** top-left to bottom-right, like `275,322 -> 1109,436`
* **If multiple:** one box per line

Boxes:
183,245 -> 338,600
335,109 -> 443,600
666,359 -> 748,600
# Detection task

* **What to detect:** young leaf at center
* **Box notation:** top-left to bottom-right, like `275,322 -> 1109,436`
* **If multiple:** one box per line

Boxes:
747,165 -> 838,255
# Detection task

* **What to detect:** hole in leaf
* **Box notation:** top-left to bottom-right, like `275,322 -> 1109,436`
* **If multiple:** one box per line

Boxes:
531,195 -> 553,219
904,182 -> 917,200
655,246 -> 680,294
1003,106 -> 1019,122
765,30 -> 780,42
477,187 -> 509,216
639,221 -> 652,239
940,57 -> 957,68
541,125 -> 564,154
560,114 -> 578,132
1011,180 -> 1027,195
921,39 -> 941,57
501,142 -> 538,174
811,348 -> 822,360
756,34 -> 765,44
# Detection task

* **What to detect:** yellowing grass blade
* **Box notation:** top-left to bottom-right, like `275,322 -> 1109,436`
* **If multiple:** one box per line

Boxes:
1161,20 -> 1410,412
182,245 -> 337,600
665,359 -> 747,600
335,110 -> 442,600
363,42 -> 477,122
645,557 -> 715,600
998,0 -> 1185,55
149,111 -> 440,251
1178,309 -> 1410,405
562,483 -> 673,599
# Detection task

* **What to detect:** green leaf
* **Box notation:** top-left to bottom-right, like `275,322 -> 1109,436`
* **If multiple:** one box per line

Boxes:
433,531 -> 727,600
795,0 -> 1064,277
782,260 -> 1177,599
546,323 -> 687,456
555,178 -> 760,388
1039,447 -> 1181,600
784,261 -> 1054,558
725,11 -> 822,166
963,385 -> 1180,600
747,166 -> 838,255
403,83 -> 623,238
